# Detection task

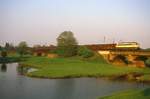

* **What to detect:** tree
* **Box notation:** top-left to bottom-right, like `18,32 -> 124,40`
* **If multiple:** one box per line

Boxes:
5,42 -> 9,48
4,42 -> 15,51
5,42 -> 10,50
17,41 -> 28,57
56,31 -> 78,57
0,45 -> 2,51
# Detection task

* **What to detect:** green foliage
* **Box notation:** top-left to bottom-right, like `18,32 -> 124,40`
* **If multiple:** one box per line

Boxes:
17,41 -> 28,57
56,45 -> 78,57
99,88 -> 150,99
135,56 -> 148,62
146,58 -> 150,66
1,50 -> 7,58
78,46 -> 94,58
83,53 -> 107,63
144,48 -> 150,51
56,31 -> 78,57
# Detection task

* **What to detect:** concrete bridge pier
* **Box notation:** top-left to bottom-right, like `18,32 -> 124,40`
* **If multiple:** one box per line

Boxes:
108,54 -> 116,62
126,55 -> 136,62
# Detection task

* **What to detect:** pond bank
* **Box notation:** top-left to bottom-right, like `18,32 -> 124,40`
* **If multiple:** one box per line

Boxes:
0,57 -> 21,63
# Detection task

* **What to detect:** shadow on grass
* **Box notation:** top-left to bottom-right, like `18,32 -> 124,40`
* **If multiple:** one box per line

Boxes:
142,88 -> 150,96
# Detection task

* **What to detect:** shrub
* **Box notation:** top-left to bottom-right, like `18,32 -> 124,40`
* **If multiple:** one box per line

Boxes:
78,46 -> 94,58
58,45 -> 78,57
1,50 -> 7,58
135,56 -> 148,62
146,58 -> 150,67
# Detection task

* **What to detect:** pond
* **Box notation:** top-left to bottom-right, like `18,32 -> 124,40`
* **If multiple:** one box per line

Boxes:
0,63 -> 149,99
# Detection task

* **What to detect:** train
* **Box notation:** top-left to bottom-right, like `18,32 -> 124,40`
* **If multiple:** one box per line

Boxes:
85,42 -> 140,51
115,42 -> 140,50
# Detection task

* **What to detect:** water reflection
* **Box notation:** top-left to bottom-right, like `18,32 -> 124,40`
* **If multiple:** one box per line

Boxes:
52,79 -> 75,99
17,65 -> 28,75
17,65 -> 38,75
1,64 -> 7,72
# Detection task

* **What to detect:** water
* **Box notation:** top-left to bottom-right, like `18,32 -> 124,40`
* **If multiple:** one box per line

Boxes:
0,63 -> 149,99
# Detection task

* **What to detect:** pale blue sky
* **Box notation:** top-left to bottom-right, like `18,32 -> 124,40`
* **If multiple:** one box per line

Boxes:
0,0 -> 150,48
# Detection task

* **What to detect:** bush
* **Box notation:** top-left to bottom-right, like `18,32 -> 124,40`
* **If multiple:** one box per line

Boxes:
1,50 -> 7,58
78,46 -> 94,58
135,56 -> 148,62
146,58 -> 150,67
56,45 -> 78,57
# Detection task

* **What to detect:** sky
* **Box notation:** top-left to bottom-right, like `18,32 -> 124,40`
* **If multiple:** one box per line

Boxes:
0,0 -> 150,48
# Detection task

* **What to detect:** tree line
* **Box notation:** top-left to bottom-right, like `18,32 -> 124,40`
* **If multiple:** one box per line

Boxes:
0,41 -> 28,57
0,31 -> 94,58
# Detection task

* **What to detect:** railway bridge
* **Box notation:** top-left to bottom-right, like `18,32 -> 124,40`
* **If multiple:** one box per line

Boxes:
98,50 -> 150,67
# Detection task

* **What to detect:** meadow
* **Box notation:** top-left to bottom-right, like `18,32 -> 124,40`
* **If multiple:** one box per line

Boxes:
20,55 -> 150,80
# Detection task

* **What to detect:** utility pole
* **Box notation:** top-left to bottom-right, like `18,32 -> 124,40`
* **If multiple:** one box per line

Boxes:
104,36 -> 106,44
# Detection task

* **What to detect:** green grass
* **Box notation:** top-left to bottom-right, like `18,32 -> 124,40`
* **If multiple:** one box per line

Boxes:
20,56 -> 150,79
99,88 -> 150,99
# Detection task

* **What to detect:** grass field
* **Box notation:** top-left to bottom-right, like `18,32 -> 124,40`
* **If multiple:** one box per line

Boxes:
99,88 -> 150,99
20,55 -> 150,79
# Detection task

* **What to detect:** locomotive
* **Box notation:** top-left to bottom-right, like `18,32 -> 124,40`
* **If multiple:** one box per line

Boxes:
115,42 -> 140,50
